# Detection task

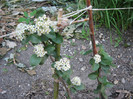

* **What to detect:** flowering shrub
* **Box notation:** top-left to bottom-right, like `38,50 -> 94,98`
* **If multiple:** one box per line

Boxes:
88,45 -> 116,99
15,10 -> 84,99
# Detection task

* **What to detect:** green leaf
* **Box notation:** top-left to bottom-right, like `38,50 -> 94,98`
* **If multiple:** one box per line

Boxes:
105,82 -> 114,88
89,58 -> 95,65
30,10 -> 37,17
18,17 -> 26,22
40,35 -> 49,42
74,83 -> 85,90
24,12 -> 28,17
94,84 -> 102,94
22,36 -> 30,45
25,18 -> 30,24
70,87 -> 77,93
45,31 -> 56,39
62,69 -> 72,80
29,34 -> 41,44
30,54 -> 42,66
111,63 -> 117,68
39,55 -> 48,65
52,33 -> 63,44
92,63 -> 99,71
88,71 -> 98,80
98,76 -> 107,84
35,8 -> 45,18
82,50 -> 92,55
45,45 -> 55,55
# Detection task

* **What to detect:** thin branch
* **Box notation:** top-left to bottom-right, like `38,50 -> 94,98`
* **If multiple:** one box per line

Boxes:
59,77 -> 72,99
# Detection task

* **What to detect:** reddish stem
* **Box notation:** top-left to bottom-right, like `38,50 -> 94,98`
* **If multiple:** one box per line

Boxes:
86,0 -> 104,99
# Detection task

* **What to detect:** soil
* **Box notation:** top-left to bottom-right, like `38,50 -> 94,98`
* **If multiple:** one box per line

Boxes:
0,1 -> 133,99
0,27 -> 133,99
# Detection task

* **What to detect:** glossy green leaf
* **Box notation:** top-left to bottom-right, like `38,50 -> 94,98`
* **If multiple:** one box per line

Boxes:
30,10 -> 37,17
98,76 -> 107,84
88,71 -> 98,80
24,12 -> 28,17
22,36 -> 30,45
39,55 -> 48,65
89,58 -> 95,65
30,54 -> 42,66
45,45 -> 55,55
82,50 -> 92,55
29,34 -> 41,44
45,31 -> 56,39
105,82 -> 114,88
74,83 -> 85,90
92,63 -> 99,71
18,17 -> 26,22
52,33 -> 63,44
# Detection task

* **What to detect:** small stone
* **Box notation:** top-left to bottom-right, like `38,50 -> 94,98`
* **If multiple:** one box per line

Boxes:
121,78 -> 126,84
72,39 -> 75,42
1,90 -> 6,94
78,48 -> 80,51
82,45 -> 86,50
117,65 -> 120,68
48,88 -> 53,92
79,58 -> 83,62
81,66 -> 86,71
114,80 -> 119,85
106,90 -> 112,96
112,74 -> 117,77
77,94 -> 82,98
60,91 -> 65,95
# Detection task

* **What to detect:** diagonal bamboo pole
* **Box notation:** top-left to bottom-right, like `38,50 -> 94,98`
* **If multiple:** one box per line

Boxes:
86,0 -> 104,99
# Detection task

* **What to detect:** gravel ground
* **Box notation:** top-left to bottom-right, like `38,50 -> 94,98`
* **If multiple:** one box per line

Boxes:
0,28 -> 133,99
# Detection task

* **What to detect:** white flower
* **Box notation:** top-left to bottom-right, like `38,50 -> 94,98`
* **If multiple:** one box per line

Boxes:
71,76 -> 81,86
35,14 -> 58,36
34,44 -> 47,57
93,54 -> 101,64
27,25 -> 36,34
89,40 -> 99,49
15,23 -> 28,41
54,58 -> 71,71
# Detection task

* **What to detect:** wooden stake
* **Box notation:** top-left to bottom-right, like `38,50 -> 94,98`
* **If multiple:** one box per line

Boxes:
86,0 -> 103,99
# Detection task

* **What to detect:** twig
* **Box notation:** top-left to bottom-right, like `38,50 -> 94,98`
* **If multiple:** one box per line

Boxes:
59,77 -> 72,99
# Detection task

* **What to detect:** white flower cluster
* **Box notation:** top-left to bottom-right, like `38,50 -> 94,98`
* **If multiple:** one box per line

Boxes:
93,54 -> 101,64
54,58 -> 71,71
34,44 -> 47,57
71,76 -> 81,86
27,25 -> 36,34
35,14 -> 58,36
15,23 -> 28,41
15,14 -> 58,40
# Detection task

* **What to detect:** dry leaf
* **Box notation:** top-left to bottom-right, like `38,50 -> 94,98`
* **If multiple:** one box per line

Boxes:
5,40 -> 17,48
0,47 -> 9,57
9,22 -> 16,26
26,70 -> 36,76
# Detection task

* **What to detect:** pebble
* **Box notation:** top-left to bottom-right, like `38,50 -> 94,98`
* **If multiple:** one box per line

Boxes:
77,94 -> 82,98
121,78 -> 126,84
79,58 -> 83,62
82,45 -> 86,50
114,80 -> 119,84
47,88 -> 53,92
72,39 -> 75,42
78,48 -> 80,51
81,66 -> 86,71
1,90 -> 7,94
